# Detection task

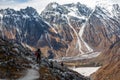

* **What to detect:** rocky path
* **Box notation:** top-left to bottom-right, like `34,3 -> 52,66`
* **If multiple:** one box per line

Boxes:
19,69 -> 39,80
18,55 -> 40,80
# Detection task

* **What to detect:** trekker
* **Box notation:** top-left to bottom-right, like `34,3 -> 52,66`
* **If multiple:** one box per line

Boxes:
35,48 -> 41,63
61,62 -> 64,67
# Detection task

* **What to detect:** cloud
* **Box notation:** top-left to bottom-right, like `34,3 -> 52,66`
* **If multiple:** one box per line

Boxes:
0,0 -> 30,4
111,0 -> 120,4
0,0 -> 15,4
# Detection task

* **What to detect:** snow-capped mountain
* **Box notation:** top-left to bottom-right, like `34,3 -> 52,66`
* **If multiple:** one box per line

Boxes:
0,7 -> 49,46
0,2 -> 120,58
41,2 -> 120,57
41,2 -> 94,56
83,4 -> 120,50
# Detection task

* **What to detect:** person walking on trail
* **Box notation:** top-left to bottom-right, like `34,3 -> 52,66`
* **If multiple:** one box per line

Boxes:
35,49 -> 41,63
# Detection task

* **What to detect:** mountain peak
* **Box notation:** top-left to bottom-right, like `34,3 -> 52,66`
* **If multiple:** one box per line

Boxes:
94,3 -> 120,18
63,3 -> 76,7
0,7 -> 39,17
0,8 -> 15,15
45,2 -> 59,10
20,6 -> 39,16
113,4 -> 120,11
42,2 -> 69,14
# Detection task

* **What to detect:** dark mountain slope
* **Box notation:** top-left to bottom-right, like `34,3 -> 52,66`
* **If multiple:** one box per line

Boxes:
91,40 -> 120,80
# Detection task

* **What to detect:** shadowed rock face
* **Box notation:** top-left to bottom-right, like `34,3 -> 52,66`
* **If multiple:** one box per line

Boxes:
91,41 -> 120,80
0,7 -> 49,46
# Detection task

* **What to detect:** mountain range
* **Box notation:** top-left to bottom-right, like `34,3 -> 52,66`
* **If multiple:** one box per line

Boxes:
0,2 -> 120,80
0,2 -> 120,58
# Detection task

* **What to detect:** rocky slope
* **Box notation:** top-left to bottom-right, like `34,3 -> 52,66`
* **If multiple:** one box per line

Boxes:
91,40 -> 120,80
39,58 -> 90,80
0,37 -> 32,79
83,4 -> 120,50
0,37 -> 89,80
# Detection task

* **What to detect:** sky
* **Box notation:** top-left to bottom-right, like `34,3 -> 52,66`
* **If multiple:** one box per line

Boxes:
0,0 -> 120,13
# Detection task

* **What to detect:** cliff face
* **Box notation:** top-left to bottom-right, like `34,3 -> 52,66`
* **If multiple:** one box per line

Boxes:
91,41 -> 120,80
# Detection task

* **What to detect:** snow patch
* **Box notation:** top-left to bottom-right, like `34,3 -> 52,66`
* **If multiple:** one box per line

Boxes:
0,14 -> 3,19
65,15 -> 84,54
0,13 -> 4,38
68,11 -> 85,19
23,15 -> 29,19
44,21 -> 58,34
67,6 -> 86,19
71,67 -> 100,76
52,4 -> 58,8
54,52 -> 101,62
78,9 -> 95,53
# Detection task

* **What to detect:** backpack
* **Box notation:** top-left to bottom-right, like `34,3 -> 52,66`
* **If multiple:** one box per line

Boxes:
35,51 -> 38,57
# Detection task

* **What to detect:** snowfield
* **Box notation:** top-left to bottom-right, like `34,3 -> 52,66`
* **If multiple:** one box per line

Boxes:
71,67 -> 100,76
53,52 -> 101,62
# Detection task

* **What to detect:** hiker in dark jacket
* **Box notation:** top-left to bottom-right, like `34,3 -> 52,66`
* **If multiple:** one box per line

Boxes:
35,49 -> 41,63
61,62 -> 64,67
